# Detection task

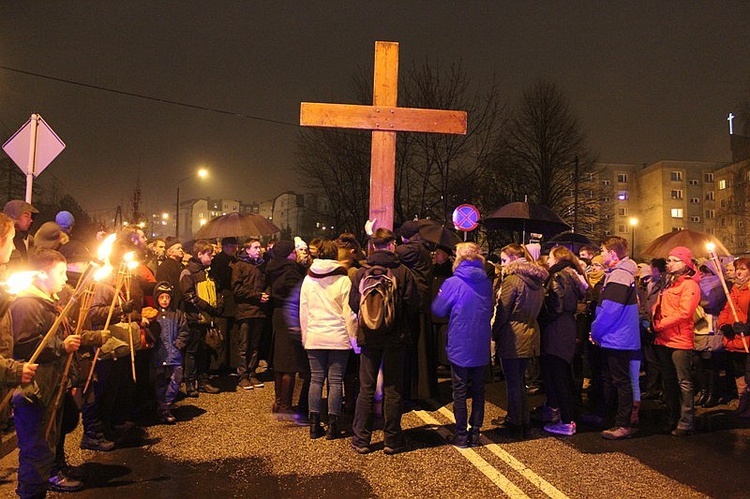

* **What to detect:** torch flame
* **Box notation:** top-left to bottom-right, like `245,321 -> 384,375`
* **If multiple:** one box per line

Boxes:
2,271 -> 40,295
706,242 -> 716,253
97,233 -> 117,263
94,263 -> 113,282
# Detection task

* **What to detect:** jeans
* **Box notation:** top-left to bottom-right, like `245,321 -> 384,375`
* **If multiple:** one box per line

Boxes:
501,357 -> 530,426
237,318 -> 264,377
451,364 -> 487,436
155,365 -> 183,410
655,345 -> 694,430
541,354 -> 575,424
307,349 -> 349,416
13,395 -> 57,499
184,323 -> 209,384
601,348 -> 634,428
352,343 -> 406,449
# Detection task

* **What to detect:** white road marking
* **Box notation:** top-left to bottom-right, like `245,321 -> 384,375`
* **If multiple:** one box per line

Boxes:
415,410 -> 530,498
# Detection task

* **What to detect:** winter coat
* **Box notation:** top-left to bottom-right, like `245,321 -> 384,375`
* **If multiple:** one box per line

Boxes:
155,258 -> 184,307
89,266 -> 145,328
0,290 -> 23,385
396,240 -> 433,312
266,258 -> 305,307
652,272 -> 700,350
591,258 -> 640,351
180,258 -> 221,324
540,262 -> 587,363
209,251 -> 236,293
430,260 -> 452,324
231,255 -> 267,320
349,250 -> 420,347
300,259 -> 353,351
432,260 -> 493,367
718,280 -> 750,353
151,307 -> 189,367
493,259 -> 548,359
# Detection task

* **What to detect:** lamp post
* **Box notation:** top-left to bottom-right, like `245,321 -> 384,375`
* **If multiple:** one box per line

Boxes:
175,168 -> 208,238
629,216 -> 638,260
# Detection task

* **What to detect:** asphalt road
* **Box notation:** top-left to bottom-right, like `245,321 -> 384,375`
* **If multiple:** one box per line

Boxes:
0,373 -> 747,498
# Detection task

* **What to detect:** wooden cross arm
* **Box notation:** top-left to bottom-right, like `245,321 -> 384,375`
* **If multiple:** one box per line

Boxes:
300,102 -> 467,135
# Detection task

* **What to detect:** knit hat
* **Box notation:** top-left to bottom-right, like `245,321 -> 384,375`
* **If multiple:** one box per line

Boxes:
55,211 -> 75,232
669,246 -> 696,271
3,200 -> 38,220
164,236 -> 182,251
294,236 -> 307,250
59,240 -> 91,263
398,221 -> 419,239
525,243 -> 541,262
273,240 -> 295,259
34,222 -> 65,250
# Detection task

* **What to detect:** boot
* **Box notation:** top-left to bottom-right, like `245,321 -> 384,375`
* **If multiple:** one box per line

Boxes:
185,381 -> 199,398
630,401 -> 641,425
310,412 -> 325,439
736,391 -> 750,418
273,372 -> 284,413
326,414 -> 341,440
702,392 -> 720,408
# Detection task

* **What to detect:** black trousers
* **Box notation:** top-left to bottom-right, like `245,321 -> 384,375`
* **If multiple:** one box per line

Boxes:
541,354 -> 575,424
601,348 -> 634,428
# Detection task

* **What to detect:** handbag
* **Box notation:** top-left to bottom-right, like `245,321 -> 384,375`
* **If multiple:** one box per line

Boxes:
205,321 -> 225,350
693,306 -> 724,352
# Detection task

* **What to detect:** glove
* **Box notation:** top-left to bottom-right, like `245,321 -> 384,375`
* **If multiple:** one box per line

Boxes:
121,300 -> 135,315
734,322 -> 746,336
99,329 -> 111,344
720,324 -> 735,339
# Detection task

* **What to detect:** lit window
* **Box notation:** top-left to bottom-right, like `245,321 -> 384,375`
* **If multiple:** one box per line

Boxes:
719,179 -> 727,190
617,191 -> 628,201
671,190 -> 683,200
671,171 -> 683,181
671,208 -> 684,218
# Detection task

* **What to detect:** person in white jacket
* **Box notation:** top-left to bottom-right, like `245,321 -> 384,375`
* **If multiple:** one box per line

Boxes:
300,239 -> 354,440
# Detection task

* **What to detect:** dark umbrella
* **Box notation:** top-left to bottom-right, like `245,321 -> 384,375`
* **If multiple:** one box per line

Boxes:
194,212 -> 280,240
543,231 -> 594,253
641,229 -> 730,259
484,201 -> 571,240
417,219 -> 462,250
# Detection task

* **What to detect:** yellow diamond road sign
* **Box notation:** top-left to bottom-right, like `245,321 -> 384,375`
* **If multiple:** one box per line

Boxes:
2,115 -> 66,177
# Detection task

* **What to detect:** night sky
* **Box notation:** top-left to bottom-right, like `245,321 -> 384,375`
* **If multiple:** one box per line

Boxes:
1,2 -> 748,221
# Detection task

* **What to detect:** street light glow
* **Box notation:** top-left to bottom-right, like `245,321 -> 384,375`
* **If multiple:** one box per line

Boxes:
629,216 -> 638,227
198,168 -> 208,179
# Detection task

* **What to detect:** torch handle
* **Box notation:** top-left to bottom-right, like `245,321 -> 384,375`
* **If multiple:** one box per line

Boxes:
710,251 -> 748,353
45,352 -> 74,439
124,273 -> 136,383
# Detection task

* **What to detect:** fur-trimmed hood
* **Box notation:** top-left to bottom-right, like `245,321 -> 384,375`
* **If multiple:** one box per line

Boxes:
503,259 -> 548,291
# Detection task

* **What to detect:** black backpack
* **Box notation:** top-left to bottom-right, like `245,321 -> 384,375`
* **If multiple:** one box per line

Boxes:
358,265 -> 398,334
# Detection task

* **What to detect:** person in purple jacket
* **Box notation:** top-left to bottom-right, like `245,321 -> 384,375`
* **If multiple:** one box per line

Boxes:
432,242 -> 494,448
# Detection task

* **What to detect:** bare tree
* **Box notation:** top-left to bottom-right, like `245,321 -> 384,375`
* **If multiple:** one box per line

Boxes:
501,80 -> 598,237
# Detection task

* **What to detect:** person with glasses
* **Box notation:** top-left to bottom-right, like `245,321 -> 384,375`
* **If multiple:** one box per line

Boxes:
651,246 -> 700,436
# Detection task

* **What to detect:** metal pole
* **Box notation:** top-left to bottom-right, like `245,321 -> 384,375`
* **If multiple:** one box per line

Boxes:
175,186 -> 180,238
25,114 -> 40,203
631,227 -> 635,260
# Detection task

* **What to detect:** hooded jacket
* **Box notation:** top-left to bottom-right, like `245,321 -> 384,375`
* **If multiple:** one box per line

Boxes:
150,281 -> 189,367
493,259 -> 548,359
180,257 -> 221,324
299,259 -> 353,350
432,259 -> 493,367
540,262 -> 587,363
591,257 -> 640,351
349,250 -> 420,347
718,279 -> 750,353
395,240 -> 433,312
652,270 -> 700,350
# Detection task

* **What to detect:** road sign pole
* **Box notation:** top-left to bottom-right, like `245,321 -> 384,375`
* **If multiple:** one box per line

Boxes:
24,114 -> 40,203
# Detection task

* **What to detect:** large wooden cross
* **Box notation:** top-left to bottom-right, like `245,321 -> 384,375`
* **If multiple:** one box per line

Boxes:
300,41 -> 468,231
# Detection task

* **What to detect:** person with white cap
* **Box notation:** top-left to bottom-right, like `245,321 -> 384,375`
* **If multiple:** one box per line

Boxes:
3,199 -> 38,267
651,245 -> 700,436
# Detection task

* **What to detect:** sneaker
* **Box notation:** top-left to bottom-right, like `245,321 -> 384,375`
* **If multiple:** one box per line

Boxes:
255,360 -> 268,374
249,376 -> 265,388
447,434 -> 468,449
350,439 -> 372,455
80,434 -> 116,451
48,471 -> 84,492
468,428 -> 481,447
198,382 -> 220,394
601,426 -> 635,440
543,421 -> 576,436
383,444 -> 406,455
238,378 -> 253,390
161,411 -> 177,425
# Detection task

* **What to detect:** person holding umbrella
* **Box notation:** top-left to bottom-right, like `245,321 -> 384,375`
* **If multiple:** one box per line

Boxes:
651,246 -> 700,436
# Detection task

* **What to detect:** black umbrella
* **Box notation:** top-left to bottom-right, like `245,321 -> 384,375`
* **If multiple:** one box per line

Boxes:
543,231 -> 594,253
484,201 -> 571,240
417,219 -> 462,250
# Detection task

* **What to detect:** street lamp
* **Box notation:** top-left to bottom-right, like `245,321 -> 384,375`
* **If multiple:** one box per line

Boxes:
176,168 -> 208,238
629,216 -> 638,260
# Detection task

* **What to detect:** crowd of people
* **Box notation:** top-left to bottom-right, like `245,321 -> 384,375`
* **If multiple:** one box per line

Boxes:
0,201 -> 748,498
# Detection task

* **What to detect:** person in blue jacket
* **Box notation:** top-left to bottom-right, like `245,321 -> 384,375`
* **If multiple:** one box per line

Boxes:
432,242 -> 493,448
590,236 -> 641,440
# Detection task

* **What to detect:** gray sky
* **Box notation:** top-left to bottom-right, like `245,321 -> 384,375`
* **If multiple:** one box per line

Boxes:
1,2 -> 748,220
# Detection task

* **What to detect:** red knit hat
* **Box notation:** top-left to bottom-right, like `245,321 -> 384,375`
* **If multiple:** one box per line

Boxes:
669,246 -> 696,271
